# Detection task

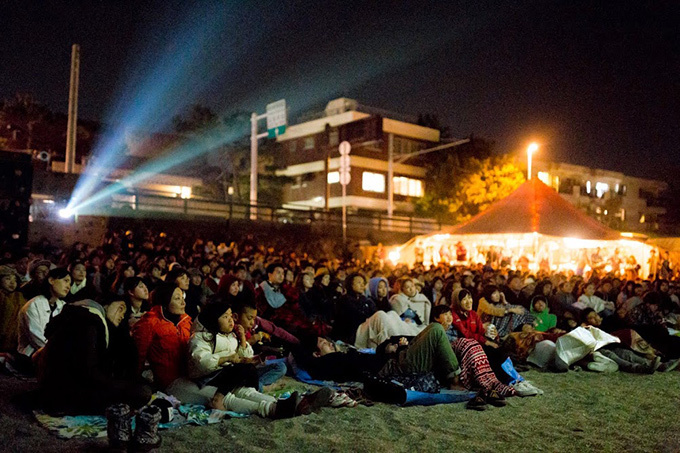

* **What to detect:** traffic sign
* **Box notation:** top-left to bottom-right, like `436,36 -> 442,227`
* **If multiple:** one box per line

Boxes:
339,141 -> 351,155
266,99 -> 287,137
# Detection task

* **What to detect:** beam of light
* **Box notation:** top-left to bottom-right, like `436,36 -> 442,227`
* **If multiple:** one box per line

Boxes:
69,3 -> 511,212
68,122 -> 247,214
68,2 -> 252,211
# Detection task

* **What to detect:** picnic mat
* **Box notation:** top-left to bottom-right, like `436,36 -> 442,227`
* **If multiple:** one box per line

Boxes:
33,392 -> 248,439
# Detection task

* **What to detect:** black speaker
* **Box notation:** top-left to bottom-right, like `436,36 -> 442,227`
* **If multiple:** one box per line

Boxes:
0,151 -> 33,250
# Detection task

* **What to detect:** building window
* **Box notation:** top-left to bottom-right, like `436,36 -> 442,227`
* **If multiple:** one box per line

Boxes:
393,176 -> 424,197
362,172 -> 385,193
595,182 -> 609,198
304,137 -> 315,150
537,172 -> 550,185
289,140 -> 297,153
327,171 -> 339,184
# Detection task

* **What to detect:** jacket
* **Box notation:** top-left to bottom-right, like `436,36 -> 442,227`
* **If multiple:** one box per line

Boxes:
389,292 -> 431,326
17,295 -> 65,357
188,320 -> 253,379
132,305 -> 192,389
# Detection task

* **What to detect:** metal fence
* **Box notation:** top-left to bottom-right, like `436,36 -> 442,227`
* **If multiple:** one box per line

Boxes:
64,193 -> 452,235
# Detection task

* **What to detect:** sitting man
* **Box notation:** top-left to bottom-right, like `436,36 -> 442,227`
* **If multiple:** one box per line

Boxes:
37,296 -> 152,414
255,262 -> 329,337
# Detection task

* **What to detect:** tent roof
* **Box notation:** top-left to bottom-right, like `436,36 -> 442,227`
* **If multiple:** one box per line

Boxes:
445,179 -> 622,240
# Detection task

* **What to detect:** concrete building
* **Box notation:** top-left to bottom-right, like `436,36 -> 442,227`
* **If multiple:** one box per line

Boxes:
274,98 -> 440,214
532,160 -> 667,233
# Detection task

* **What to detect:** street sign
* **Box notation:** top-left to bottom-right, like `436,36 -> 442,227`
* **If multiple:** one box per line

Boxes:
266,99 -> 287,138
339,140 -> 351,155
339,141 -> 351,186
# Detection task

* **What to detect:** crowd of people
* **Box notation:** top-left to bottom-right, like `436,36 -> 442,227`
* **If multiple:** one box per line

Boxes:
0,226 -> 679,442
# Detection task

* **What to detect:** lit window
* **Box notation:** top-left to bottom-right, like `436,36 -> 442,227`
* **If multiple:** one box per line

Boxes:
362,172 -> 385,193
586,181 -> 591,194
595,182 -> 609,198
537,172 -> 550,185
393,176 -> 424,197
304,137 -> 315,150
639,214 -> 646,224
620,208 -> 625,221
327,171 -> 339,184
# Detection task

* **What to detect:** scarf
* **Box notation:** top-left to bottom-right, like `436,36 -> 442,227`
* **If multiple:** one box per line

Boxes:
70,278 -> 87,294
260,280 -> 286,309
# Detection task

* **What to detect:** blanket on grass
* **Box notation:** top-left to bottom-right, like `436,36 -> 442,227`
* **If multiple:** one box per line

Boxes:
33,392 -> 248,439
288,354 -> 475,406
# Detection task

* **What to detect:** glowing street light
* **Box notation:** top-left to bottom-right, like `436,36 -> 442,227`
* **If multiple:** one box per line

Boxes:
527,142 -> 539,180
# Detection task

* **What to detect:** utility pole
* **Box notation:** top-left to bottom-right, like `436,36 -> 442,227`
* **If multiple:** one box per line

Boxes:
250,99 -> 287,220
65,44 -> 80,174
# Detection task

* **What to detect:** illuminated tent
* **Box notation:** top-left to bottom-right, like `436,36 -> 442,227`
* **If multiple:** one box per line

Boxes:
392,179 -> 655,274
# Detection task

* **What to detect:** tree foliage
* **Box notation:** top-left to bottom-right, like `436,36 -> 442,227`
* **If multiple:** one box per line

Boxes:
172,105 -> 291,206
416,152 -> 525,224
0,92 -> 98,160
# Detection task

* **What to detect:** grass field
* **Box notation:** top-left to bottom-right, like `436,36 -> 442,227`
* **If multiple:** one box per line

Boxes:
1,369 -> 679,452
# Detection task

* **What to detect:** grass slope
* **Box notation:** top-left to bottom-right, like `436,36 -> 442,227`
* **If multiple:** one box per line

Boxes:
1,370 -> 679,452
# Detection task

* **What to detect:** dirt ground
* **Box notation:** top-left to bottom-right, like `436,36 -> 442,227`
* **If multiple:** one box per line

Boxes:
2,370 -> 680,453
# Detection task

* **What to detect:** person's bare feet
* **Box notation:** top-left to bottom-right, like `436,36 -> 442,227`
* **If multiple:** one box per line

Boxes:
210,392 -> 227,411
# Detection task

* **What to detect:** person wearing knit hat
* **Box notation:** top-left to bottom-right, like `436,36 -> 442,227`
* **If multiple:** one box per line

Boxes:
20,259 -> 53,301
0,265 -> 26,351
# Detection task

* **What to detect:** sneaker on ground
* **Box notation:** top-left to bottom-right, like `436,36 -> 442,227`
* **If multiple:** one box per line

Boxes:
587,352 -> 619,372
658,358 -> 680,373
296,387 -> 334,415
512,380 -> 541,397
484,389 -> 507,407
465,394 -> 488,411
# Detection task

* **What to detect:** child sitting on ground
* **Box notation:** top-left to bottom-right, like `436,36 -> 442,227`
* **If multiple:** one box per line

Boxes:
530,296 -> 557,332
188,300 -> 299,418
233,301 -> 288,390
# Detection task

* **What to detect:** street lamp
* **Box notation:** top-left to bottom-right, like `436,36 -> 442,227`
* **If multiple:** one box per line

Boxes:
527,142 -> 539,180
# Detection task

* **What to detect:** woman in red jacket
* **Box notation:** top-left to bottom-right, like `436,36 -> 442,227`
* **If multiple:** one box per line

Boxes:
450,288 -> 515,385
132,283 -> 192,390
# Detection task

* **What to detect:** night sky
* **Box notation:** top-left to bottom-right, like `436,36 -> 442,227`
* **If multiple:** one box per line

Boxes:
2,1 -> 679,180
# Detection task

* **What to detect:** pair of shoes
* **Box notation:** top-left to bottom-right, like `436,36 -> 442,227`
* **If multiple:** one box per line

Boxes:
483,389 -> 507,407
658,358 -> 680,373
274,391 -> 301,419
466,393 -> 487,411
296,387 -> 334,415
329,392 -> 358,408
512,380 -> 543,397
587,352 -> 619,373
344,388 -> 374,407
107,404 -> 163,452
